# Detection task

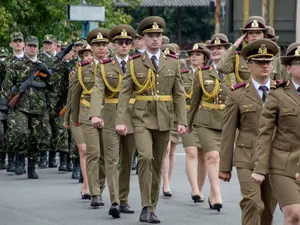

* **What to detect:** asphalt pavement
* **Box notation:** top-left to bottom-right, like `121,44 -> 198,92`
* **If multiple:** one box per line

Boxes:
0,145 -> 284,225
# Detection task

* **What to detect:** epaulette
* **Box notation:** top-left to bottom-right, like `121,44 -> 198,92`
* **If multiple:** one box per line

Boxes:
129,54 -> 141,60
100,58 -> 112,64
79,61 -> 90,67
200,65 -> 210,71
166,53 -> 178,59
230,82 -> 247,91
235,51 -> 241,55
180,68 -> 190,74
271,80 -> 287,89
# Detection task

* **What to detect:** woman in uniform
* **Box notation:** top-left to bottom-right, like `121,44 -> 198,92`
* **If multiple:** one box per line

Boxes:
187,34 -> 235,211
71,28 -> 109,208
64,43 -> 93,199
252,42 -> 300,225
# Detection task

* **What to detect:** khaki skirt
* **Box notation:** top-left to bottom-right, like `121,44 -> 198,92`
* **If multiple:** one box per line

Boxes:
71,125 -> 85,145
170,127 -> 182,144
193,126 -> 221,152
182,129 -> 202,149
269,174 -> 300,208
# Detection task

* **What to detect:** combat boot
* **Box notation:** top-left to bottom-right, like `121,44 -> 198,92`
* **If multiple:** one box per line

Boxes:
6,152 -> 15,172
15,153 -> 26,175
38,151 -> 47,168
66,153 -> 73,172
0,152 -> 7,169
71,158 -> 80,179
28,158 -> 39,179
58,152 -> 67,171
48,151 -> 57,168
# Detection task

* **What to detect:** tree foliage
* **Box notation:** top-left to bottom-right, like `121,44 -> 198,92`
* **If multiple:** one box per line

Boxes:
0,0 -> 139,47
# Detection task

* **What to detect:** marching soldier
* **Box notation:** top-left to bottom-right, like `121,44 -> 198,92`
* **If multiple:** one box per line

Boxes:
71,28 -> 108,208
217,16 -> 282,82
187,34 -> 236,212
252,42 -> 300,225
90,24 -> 136,218
115,16 -> 187,223
0,36 -> 52,179
219,39 -> 278,225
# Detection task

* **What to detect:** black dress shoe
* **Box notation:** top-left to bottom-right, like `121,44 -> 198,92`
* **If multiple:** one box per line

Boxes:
90,196 -> 101,208
139,206 -> 151,223
120,204 -> 134,214
109,203 -> 121,218
149,212 -> 161,224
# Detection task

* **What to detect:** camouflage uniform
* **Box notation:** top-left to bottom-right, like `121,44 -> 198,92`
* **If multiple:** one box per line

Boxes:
0,50 -> 52,178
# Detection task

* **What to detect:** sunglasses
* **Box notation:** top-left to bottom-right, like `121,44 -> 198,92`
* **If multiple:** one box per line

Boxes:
115,40 -> 132,46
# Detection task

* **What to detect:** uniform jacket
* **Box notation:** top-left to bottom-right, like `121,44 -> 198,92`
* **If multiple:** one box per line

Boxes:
220,80 -> 276,172
116,51 -> 187,131
254,80 -> 300,178
187,66 -> 236,130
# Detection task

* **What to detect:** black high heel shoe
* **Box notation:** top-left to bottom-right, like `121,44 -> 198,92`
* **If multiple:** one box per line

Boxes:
81,192 -> 91,200
191,194 -> 201,203
162,187 -> 172,197
208,197 -> 222,212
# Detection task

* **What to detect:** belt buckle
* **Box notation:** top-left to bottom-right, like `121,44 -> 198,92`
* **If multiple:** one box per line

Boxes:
153,95 -> 159,101
219,104 -> 225,110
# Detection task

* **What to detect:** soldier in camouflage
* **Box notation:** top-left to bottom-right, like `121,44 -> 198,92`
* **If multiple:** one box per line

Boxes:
0,36 -> 53,179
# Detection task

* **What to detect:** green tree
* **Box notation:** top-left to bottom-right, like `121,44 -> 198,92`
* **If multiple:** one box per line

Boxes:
0,0 -> 139,47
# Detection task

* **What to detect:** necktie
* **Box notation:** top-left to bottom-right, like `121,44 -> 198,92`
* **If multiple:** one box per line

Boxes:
259,86 -> 268,102
297,87 -> 300,95
151,55 -> 158,71
121,60 -> 126,74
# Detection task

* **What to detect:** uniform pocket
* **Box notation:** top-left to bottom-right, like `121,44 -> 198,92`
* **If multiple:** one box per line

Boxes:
239,104 -> 257,124
234,138 -> 252,163
279,108 -> 298,127
269,142 -> 290,171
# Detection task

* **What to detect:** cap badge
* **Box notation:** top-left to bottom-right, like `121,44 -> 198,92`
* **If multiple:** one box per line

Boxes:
121,29 -> 128,37
192,44 -> 199,50
258,44 -> 267,54
251,20 -> 259,28
294,46 -> 300,56
214,37 -> 221,45
152,22 -> 159,29
97,32 -> 103,39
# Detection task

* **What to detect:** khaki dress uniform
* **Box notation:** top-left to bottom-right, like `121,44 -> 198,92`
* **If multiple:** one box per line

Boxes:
220,39 -> 279,225
116,16 -> 187,222
254,42 -> 300,209
187,42 -> 236,153
217,16 -> 283,82
89,25 -> 136,212
71,29 -> 108,201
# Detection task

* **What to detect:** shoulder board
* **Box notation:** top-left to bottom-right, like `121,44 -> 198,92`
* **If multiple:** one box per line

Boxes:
200,65 -> 210,71
271,80 -> 287,89
180,68 -> 190,74
129,54 -> 141,60
166,53 -> 178,59
235,51 -> 241,55
79,61 -> 90,67
230,82 -> 247,91
100,58 -> 112,64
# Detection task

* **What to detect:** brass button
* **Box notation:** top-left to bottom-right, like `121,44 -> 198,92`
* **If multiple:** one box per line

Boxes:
157,90 -> 159,93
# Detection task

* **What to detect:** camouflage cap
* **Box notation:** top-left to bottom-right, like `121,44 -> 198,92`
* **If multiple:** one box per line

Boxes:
108,24 -> 135,42
137,16 -> 166,36
240,38 -> 279,62
75,39 -> 86,46
11,32 -> 24,41
0,47 -> 9,57
43,34 -> 56,43
25,36 -> 39,46
281,42 -> 300,65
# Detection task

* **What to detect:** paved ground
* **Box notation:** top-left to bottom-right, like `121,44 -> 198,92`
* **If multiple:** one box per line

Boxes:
0,145 -> 284,225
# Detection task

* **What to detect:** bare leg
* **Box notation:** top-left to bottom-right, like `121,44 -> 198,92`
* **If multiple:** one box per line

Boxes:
162,141 -> 171,192
78,143 -> 89,194
185,146 -> 200,195
282,204 -> 300,225
205,151 -> 221,204
167,143 -> 177,187
197,150 -> 206,198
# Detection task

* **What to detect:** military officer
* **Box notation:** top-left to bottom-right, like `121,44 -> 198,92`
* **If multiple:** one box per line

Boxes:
187,34 -> 237,212
115,16 -> 187,223
251,42 -> 300,225
0,36 -> 52,179
217,16 -> 282,82
71,28 -> 108,208
219,39 -> 279,225
89,24 -> 136,218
